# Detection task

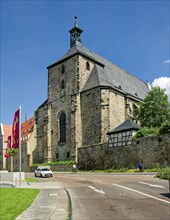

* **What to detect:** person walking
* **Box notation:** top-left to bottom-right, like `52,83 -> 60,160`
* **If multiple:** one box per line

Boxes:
138,162 -> 143,172
72,164 -> 77,173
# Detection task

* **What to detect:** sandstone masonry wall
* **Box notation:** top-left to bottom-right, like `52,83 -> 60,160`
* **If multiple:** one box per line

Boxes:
109,90 -> 125,131
81,88 -> 101,146
78,134 -> 170,170
34,104 -> 48,163
46,55 -> 96,161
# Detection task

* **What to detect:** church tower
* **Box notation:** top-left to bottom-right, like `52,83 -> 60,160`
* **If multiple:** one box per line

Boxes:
69,16 -> 83,47
34,18 -> 149,164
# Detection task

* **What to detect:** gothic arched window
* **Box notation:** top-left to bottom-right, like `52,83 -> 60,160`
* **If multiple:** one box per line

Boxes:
60,112 -> 66,143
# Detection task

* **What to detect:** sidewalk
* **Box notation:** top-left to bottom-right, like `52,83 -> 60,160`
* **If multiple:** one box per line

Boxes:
1,181 -> 69,220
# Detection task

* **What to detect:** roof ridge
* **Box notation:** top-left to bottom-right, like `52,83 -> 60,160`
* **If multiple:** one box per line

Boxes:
47,44 -> 149,100
108,119 -> 141,134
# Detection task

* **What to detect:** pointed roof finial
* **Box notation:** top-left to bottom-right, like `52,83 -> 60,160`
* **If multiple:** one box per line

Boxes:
74,16 -> 78,27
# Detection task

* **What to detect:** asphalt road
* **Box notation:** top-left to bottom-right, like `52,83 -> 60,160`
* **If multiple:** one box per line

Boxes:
27,172 -> 170,220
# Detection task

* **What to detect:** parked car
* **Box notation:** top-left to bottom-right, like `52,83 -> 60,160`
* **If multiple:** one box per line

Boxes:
34,168 -> 53,177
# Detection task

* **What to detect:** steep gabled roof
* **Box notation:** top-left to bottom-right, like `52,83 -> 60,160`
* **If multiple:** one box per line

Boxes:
47,44 -> 149,100
21,117 -> 34,143
108,119 -> 141,134
47,42 -> 104,68
36,99 -> 48,110
82,65 -> 113,91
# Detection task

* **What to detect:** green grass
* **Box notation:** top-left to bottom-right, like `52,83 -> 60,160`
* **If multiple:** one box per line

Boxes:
25,177 -> 39,182
0,188 -> 40,220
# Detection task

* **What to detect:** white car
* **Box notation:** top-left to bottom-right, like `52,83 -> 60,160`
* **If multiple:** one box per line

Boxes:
34,168 -> 53,178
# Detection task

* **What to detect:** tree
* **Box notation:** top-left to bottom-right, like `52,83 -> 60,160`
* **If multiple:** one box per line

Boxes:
135,87 -> 170,128
159,120 -> 170,135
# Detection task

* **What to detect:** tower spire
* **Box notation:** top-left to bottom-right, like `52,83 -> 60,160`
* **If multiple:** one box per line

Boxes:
74,16 -> 78,27
69,16 -> 83,48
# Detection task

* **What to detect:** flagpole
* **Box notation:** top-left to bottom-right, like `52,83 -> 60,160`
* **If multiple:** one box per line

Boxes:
11,135 -> 13,173
19,106 -> 21,186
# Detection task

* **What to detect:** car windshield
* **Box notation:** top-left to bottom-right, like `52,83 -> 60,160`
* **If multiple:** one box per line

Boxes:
41,168 -> 50,171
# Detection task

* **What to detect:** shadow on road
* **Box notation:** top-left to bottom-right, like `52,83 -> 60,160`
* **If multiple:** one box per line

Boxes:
160,193 -> 170,198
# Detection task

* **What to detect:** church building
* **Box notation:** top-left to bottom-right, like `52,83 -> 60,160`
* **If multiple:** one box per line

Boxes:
34,19 -> 149,163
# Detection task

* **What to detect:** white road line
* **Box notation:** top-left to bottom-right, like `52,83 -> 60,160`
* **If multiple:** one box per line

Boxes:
139,181 -> 165,188
88,185 -> 105,194
92,179 -> 103,183
112,183 -> 170,204
48,193 -> 59,196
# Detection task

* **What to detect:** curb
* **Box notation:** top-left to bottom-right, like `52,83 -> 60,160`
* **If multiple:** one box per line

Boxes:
65,188 -> 72,220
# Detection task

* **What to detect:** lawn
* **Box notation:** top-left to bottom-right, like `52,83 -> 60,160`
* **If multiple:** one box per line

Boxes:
25,177 -> 39,182
0,188 -> 40,220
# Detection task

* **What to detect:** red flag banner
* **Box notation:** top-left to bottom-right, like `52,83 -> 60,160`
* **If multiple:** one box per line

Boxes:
12,109 -> 20,148
4,136 -> 11,158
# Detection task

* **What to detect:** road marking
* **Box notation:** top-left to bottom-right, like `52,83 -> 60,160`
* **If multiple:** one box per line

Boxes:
88,185 -> 105,194
93,179 -> 103,183
139,181 -> 165,188
112,183 -> 170,204
48,193 -> 59,196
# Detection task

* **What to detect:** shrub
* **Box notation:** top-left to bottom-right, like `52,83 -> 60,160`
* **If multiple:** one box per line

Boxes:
159,120 -> 170,135
7,148 -> 18,156
157,167 -> 170,180
133,127 -> 159,138
32,160 -> 76,166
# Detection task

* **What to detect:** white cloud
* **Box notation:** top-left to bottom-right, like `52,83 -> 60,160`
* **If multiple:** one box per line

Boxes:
163,60 -> 170,64
151,77 -> 170,102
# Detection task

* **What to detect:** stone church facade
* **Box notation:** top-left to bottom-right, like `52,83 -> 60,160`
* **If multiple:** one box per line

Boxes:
34,20 -> 149,163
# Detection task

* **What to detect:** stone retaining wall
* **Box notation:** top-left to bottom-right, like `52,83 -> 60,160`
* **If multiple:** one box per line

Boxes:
78,134 -> 170,170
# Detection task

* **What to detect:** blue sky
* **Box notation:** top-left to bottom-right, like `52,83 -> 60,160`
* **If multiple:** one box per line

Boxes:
1,0 -> 170,124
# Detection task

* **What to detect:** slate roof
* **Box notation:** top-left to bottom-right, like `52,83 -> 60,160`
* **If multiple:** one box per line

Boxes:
47,43 -> 149,100
36,99 -> 48,110
107,119 -> 141,134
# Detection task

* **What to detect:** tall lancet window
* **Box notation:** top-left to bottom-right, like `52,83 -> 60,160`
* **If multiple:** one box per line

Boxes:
60,112 -> 66,143
86,61 -> 90,70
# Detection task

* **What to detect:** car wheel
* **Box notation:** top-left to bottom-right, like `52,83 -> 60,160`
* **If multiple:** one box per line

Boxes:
35,173 -> 37,177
